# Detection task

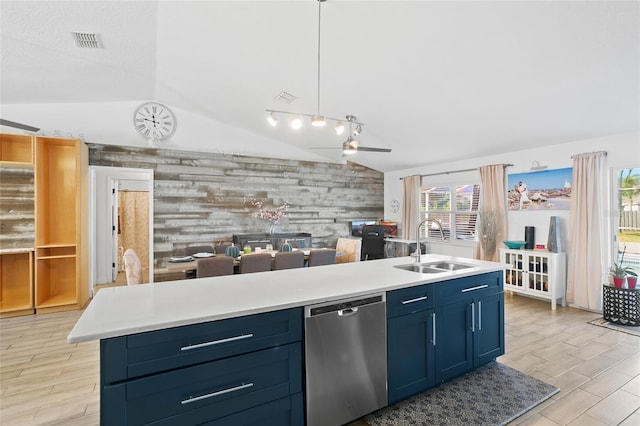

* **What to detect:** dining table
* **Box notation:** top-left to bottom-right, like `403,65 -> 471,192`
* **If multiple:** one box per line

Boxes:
153,249 -> 340,282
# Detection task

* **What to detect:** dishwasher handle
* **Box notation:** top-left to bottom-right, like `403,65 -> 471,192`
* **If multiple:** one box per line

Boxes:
306,294 -> 385,317
338,307 -> 358,317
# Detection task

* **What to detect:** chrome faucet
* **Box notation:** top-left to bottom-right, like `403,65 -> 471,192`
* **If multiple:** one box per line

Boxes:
414,218 -> 445,262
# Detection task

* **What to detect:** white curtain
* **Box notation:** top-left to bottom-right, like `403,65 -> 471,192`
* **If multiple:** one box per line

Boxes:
475,165 -> 507,262
402,176 -> 421,240
567,151 -> 608,311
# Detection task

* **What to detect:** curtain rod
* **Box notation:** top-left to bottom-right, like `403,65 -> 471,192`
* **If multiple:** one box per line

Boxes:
571,151 -> 607,159
399,163 -> 513,180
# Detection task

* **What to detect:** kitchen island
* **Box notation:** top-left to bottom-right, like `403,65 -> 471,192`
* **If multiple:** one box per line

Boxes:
69,254 -> 506,425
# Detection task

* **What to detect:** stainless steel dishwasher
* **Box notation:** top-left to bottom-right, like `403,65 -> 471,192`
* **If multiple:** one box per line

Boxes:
305,293 -> 387,426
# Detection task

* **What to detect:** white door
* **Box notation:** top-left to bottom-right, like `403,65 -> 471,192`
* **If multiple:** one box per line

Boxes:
89,166 -> 154,294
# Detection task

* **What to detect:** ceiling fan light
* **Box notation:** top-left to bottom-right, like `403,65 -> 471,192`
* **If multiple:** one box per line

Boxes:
267,112 -> 278,126
290,115 -> 302,129
311,115 -> 326,127
353,124 -> 363,136
335,122 -> 345,135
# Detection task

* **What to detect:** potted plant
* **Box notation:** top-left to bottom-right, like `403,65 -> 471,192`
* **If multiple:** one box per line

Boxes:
610,263 -> 626,288
625,266 -> 638,289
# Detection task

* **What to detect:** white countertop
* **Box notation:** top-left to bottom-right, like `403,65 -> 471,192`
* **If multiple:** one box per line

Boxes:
68,254 -> 506,343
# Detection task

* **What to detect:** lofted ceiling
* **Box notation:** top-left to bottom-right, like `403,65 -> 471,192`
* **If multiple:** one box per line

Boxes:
1,1 -> 638,173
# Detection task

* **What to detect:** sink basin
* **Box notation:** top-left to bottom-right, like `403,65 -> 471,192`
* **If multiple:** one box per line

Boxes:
423,261 -> 473,271
394,264 -> 447,274
394,261 -> 473,274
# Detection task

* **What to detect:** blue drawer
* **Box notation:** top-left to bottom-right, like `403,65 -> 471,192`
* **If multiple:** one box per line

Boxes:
387,283 -> 434,318
102,343 -> 302,425
435,272 -> 503,304
101,307 -> 302,383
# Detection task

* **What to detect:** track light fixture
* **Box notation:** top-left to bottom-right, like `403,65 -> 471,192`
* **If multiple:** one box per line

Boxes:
265,0 -> 364,136
267,112 -> 278,126
267,110 -> 364,133
290,115 -> 302,129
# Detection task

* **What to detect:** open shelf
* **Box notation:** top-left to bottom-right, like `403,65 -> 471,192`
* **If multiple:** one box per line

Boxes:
35,138 -> 79,247
0,134 -> 33,166
1,251 -> 34,317
35,256 -> 78,310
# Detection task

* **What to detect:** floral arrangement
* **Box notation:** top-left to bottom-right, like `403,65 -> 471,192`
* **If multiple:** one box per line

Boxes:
250,199 -> 291,228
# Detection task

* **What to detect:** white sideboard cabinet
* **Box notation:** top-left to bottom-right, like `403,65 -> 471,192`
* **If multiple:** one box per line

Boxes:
500,248 -> 566,310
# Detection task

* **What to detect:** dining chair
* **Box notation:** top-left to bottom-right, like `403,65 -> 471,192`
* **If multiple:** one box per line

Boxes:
184,245 -> 214,256
239,252 -> 273,274
279,243 -> 293,252
123,248 -> 143,285
361,225 -> 385,260
307,249 -> 337,267
196,256 -> 234,278
273,251 -> 305,270
335,238 -> 362,264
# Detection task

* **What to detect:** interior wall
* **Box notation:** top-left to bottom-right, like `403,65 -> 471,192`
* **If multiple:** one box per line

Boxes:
0,168 -> 34,250
384,132 -> 640,260
88,144 -> 385,260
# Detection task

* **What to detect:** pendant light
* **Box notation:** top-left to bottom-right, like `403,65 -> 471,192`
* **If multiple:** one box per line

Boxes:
265,0 -> 364,134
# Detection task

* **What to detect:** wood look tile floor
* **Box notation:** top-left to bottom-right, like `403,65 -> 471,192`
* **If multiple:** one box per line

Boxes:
1,293 -> 639,425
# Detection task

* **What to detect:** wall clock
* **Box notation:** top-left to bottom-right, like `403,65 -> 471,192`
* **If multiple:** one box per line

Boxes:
390,199 -> 400,213
133,102 -> 176,143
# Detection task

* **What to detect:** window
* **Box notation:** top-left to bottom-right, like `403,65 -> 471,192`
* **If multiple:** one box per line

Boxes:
420,184 -> 481,242
616,168 -> 640,270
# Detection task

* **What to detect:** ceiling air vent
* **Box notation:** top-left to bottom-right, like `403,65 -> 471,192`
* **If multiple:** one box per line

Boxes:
273,91 -> 297,104
71,32 -> 103,48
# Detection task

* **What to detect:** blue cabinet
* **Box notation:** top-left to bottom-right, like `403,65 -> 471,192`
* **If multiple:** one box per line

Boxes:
434,272 -> 504,383
386,284 -> 435,404
100,308 -> 303,426
387,271 -> 504,403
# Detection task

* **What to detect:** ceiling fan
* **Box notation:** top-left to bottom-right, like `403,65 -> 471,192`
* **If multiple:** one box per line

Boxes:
311,115 -> 392,156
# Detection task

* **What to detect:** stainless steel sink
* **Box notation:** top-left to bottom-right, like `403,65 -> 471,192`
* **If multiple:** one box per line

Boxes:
394,264 -> 448,274
423,261 -> 473,271
394,261 -> 473,274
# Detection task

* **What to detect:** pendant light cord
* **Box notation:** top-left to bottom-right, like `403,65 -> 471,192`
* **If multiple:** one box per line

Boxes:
316,0 -> 322,115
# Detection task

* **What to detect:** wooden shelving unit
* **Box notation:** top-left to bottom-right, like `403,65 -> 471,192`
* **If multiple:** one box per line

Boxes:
34,136 -> 89,314
0,250 -> 34,318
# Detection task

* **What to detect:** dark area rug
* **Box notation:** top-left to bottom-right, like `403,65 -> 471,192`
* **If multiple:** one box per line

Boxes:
588,318 -> 640,337
365,362 -> 558,426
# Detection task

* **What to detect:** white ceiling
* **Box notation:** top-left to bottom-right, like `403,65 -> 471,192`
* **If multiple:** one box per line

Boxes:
1,1 -> 638,173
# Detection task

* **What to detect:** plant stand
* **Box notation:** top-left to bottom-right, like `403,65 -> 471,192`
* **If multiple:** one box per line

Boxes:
602,284 -> 640,326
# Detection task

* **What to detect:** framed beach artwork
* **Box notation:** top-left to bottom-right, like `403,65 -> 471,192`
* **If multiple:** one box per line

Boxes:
507,167 -> 573,211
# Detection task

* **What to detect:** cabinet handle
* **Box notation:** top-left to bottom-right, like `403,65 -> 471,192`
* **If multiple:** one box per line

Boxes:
478,301 -> 482,331
181,382 -> 254,405
401,296 -> 428,305
461,284 -> 488,293
471,302 -> 475,332
180,333 -> 254,351
431,312 -> 436,346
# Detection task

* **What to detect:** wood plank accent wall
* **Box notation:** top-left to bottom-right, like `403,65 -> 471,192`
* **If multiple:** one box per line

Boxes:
0,168 -> 35,249
88,144 -> 384,258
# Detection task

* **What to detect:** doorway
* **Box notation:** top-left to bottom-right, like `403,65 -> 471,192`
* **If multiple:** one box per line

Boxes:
89,166 -> 154,296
